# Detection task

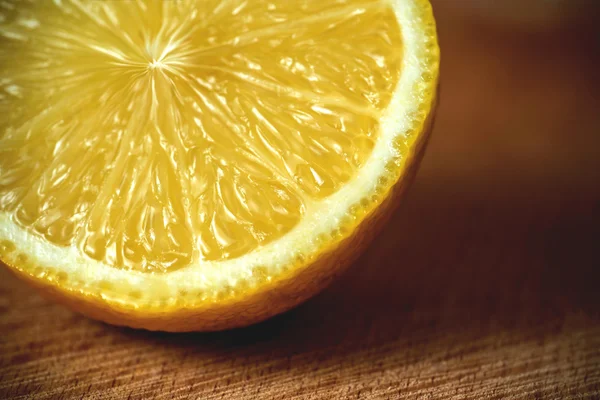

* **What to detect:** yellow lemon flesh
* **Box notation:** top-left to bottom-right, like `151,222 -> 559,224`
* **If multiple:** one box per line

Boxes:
0,0 -> 439,331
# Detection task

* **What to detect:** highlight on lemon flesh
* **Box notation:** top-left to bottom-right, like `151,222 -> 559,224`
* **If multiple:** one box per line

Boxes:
0,0 -> 439,331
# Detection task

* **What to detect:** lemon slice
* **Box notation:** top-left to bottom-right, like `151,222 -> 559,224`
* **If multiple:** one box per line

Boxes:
0,0 -> 439,331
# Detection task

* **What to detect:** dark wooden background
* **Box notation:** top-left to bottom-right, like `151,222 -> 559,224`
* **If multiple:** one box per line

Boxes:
1,3 -> 599,399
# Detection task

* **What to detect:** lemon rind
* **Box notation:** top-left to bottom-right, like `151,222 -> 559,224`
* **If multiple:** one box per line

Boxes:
0,0 -> 439,313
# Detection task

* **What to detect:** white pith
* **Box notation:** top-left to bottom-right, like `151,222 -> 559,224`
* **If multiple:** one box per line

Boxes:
0,0 -> 437,304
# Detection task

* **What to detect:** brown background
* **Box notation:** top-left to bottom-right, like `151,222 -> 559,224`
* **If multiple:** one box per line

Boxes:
1,2 -> 600,399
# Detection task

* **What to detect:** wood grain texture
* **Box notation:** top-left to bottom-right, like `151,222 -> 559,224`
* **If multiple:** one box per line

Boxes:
1,3 -> 600,399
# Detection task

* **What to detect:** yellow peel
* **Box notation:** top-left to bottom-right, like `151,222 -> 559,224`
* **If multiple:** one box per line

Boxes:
0,0 -> 439,331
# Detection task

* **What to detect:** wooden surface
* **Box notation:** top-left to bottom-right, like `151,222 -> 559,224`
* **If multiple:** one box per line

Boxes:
1,4 -> 600,400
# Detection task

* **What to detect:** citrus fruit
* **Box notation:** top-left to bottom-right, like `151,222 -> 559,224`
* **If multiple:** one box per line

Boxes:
0,0 -> 439,331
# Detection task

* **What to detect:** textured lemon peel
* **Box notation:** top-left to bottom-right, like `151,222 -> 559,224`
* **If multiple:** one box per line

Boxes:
0,0 -> 439,310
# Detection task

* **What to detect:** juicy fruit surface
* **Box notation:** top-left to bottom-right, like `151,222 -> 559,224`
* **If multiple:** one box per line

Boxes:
0,0 -> 402,272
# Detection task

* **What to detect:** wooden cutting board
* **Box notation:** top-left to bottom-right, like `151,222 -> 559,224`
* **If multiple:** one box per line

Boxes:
1,3 -> 599,399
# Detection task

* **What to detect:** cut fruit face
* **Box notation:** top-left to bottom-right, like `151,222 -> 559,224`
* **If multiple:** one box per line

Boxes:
0,0 -> 439,331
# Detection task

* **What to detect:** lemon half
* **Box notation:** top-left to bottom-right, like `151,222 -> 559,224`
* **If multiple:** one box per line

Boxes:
0,0 -> 439,331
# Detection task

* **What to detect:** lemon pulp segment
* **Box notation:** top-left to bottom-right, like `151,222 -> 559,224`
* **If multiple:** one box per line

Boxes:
0,0 -> 402,272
